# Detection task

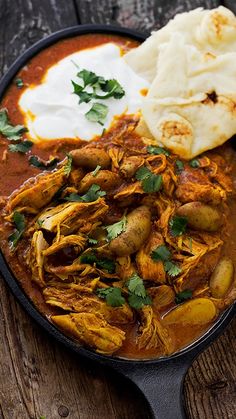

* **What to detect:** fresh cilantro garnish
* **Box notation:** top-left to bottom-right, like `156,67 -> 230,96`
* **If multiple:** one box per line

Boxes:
175,160 -> 184,174
95,79 -> 125,100
151,245 -> 171,262
80,253 -> 115,273
64,154 -> 73,176
126,273 -> 152,309
85,103 -> 108,126
8,140 -> 33,153
175,289 -> 192,304
29,155 -> 59,170
189,159 -> 200,168
0,109 -> 27,141
151,245 -> 182,277
65,184 -> 106,203
169,216 -> 188,237
88,237 -> 98,245
135,166 -> 163,193
77,69 -> 103,87
147,145 -> 170,156
105,216 -> 127,241
96,287 -> 125,307
15,78 -> 24,88
92,164 -> 101,177
8,211 -> 25,248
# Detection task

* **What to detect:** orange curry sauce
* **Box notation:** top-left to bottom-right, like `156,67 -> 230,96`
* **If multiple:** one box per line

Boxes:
0,34 -> 236,359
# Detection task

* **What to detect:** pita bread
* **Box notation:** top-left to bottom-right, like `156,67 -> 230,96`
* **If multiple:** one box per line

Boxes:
125,6 -> 236,158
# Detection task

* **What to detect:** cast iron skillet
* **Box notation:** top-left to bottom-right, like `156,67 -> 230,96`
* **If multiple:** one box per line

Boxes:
0,24 -> 235,419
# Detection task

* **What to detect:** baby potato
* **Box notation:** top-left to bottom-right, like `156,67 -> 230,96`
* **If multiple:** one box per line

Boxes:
120,156 -> 144,178
70,148 -> 111,169
210,257 -> 234,298
109,205 -> 151,256
163,298 -> 217,326
176,202 -> 221,232
78,170 -> 121,193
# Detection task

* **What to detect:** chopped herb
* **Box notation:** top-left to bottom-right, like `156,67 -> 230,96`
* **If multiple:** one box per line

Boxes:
88,237 -> 98,245
15,78 -> 24,88
142,173 -> 162,193
97,287 -> 125,307
65,184 -> 106,203
175,160 -> 184,174
175,289 -> 193,304
37,219 -> 44,227
147,145 -> 170,156
92,164 -> 101,177
169,216 -> 188,237
85,103 -> 108,126
151,245 -> 182,277
80,253 -> 115,273
39,416 -> 46,419
77,69 -> 102,87
8,211 -> 25,248
95,79 -> 125,100
105,216 -> 127,241
8,140 -> 33,153
164,261 -> 182,277
64,154 -> 73,176
126,273 -> 152,309
29,155 -> 59,170
0,108 -> 27,141
135,166 -> 162,193
151,245 -> 171,262
189,159 -> 200,168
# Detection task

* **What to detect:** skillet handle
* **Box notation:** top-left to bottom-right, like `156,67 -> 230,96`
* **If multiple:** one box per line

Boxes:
111,356 -> 193,419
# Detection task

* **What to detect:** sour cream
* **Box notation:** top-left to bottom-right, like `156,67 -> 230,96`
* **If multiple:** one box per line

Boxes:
19,43 -> 149,142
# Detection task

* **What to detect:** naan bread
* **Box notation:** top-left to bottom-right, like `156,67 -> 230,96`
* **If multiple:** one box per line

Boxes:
125,6 -> 236,159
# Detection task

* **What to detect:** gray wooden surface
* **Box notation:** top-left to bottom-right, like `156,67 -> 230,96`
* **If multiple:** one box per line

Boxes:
0,0 -> 236,418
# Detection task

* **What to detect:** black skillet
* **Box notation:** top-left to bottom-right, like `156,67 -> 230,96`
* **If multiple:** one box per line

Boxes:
0,24 -> 235,419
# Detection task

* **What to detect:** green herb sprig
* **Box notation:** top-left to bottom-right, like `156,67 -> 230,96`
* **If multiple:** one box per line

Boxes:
151,244 -> 182,277
135,166 -> 162,193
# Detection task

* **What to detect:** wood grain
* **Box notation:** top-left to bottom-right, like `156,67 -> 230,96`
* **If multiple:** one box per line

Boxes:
0,0 -> 236,418
75,0 -> 221,30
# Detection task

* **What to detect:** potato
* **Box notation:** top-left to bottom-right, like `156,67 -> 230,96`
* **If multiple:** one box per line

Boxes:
109,205 -> 151,256
210,257 -> 234,298
70,148 -> 111,170
163,298 -> 217,326
78,170 -> 121,193
120,156 -> 144,178
176,202 -> 221,232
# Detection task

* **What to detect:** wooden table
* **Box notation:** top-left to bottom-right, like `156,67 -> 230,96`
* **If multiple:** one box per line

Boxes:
0,1 -> 236,418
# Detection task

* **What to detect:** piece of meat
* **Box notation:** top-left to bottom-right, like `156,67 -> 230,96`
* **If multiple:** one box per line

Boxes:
28,231 -> 48,287
136,231 -> 166,283
51,312 -> 125,355
175,167 -> 226,204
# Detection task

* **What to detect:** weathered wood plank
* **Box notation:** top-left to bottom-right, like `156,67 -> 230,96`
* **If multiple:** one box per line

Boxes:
0,0 -> 78,75
75,0 -> 221,30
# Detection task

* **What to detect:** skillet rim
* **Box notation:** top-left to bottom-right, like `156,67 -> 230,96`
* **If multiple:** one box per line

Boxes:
0,23 -> 235,366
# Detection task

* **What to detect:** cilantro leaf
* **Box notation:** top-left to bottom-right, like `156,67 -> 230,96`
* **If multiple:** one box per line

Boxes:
135,166 -> 151,181
95,79 -> 125,100
88,237 -> 98,245
78,90 -> 93,104
8,140 -> 33,153
164,261 -> 182,277
65,184 -> 106,203
175,289 -> 192,304
77,69 -> 101,87
80,253 -> 115,273
151,245 -> 171,262
92,165 -> 101,177
0,109 -> 27,141
15,78 -> 24,88
97,287 -> 125,307
175,160 -> 184,174
142,174 -> 162,193
85,103 -> 108,126
8,211 -> 25,248
147,145 -> 170,156
128,293 -> 152,310
64,154 -> 73,176
189,159 -> 200,168
105,216 -> 127,241
169,216 -> 188,237
29,155 -> 59,170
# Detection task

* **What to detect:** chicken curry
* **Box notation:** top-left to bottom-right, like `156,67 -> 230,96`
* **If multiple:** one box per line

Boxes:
0,34 -> 236,359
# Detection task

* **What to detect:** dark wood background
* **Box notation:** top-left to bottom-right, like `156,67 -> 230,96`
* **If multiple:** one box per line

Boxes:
0,1 -> 236,418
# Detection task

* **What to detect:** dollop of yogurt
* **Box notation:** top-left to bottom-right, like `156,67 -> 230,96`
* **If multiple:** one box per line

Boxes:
19,43 -> 149,142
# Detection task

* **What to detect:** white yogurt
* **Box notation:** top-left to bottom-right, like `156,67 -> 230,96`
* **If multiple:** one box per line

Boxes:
19,43 -> 149,142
